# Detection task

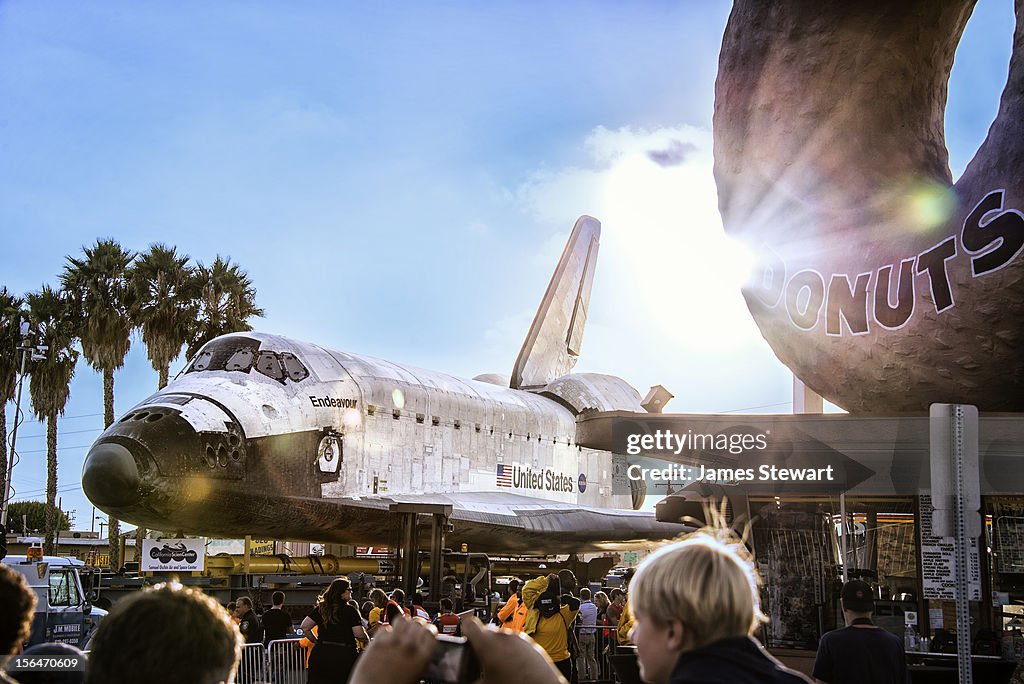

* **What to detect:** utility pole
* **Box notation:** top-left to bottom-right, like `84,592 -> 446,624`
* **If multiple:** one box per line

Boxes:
0,321 -> 46,530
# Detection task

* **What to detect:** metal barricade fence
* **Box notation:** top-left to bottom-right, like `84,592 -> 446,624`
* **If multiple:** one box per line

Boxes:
237,642 -> 268,684
267,638 -> 308,684
573,624 -> 623,684
234,639 -> 308,684
237,629 -> 632,684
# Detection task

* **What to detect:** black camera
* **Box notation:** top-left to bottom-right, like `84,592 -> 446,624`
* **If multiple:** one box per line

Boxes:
421,634 -> 481,683
538,589 -> 561,617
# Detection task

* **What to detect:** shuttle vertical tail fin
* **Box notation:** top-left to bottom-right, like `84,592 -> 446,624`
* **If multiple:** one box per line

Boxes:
511,216 -> 601,390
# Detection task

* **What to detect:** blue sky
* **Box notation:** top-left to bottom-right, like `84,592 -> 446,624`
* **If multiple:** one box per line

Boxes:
0,1 -> 1016,531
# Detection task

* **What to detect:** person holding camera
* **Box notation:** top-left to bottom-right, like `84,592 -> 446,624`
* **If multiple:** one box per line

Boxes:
522,573 -> 580,681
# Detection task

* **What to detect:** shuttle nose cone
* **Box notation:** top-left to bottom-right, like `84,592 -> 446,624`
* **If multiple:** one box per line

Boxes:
82,442 -> 141,508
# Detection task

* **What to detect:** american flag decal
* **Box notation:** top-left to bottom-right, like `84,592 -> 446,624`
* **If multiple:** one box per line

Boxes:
496,464 -> 513,487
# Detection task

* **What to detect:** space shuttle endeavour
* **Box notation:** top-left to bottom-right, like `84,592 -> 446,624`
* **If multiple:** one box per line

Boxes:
82,217 -> 686,553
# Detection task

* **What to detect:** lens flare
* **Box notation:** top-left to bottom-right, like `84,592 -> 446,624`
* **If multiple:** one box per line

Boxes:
182,476 -> 212,503
342,407 -> 361,430
905,181 -> 955,232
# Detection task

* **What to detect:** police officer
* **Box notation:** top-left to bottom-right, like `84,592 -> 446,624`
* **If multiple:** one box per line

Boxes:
235,597 -> 262,644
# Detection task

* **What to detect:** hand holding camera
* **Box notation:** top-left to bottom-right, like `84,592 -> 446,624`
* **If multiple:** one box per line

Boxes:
350,615 -> 437,684
350,614 -> 566,684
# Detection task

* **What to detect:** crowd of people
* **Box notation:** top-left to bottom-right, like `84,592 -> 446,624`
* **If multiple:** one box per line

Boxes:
0,528 -> 914,684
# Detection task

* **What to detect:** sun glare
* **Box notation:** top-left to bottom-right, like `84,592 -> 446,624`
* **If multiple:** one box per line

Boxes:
600,152 -> 760,350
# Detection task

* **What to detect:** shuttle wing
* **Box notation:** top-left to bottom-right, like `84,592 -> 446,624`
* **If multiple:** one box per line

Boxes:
427,495 -> 684,552
511,216 -> 600,390
285,491 -> 686,554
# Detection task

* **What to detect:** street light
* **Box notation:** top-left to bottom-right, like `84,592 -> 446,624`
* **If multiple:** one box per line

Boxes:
0,320 -> 47,531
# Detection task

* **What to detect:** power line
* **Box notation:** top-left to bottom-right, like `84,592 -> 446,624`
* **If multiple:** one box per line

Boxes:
10,483 -> 83,501
3,411 -> 103,422
15,427 -> 104,440
714,401 -> 792,414
17,444 -> 93,455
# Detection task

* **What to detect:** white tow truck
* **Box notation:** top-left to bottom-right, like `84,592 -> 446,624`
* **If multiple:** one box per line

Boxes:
3,550 -> 107,649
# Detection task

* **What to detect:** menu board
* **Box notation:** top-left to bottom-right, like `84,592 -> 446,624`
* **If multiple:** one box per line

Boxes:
919,495 -> 981,600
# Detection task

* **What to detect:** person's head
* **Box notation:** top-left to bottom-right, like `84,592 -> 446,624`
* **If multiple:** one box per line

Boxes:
271,591 -> 285,608
621,568 -> 635,591
609,588 -> 624,606
507,579 -> 520,596
579,587 -> 591,601
840,580 -> 875,621
628,530 -> 764,684
234,597 -> 252,617
413,592 -> 425,606
390,588 -> 406,605
544,574 -> 560,594
369,588 -> 387,608
87,582 -> 241,684
440,597 -> 453,613
17,642 -> 86,684
0,564 -> 36,657
593,591 -> 609,611
226,601 -> 236,614
558,569 -> 577,595
316,578 -> 353,625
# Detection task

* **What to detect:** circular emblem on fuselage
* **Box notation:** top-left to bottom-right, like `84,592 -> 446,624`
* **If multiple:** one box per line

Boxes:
578,473 -> 587,493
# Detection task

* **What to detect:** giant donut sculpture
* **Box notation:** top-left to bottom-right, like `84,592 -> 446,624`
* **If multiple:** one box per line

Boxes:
714,1 -> 1024,413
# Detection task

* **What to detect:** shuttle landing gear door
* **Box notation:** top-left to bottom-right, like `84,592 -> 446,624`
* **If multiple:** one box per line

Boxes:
317,432 -> 342,481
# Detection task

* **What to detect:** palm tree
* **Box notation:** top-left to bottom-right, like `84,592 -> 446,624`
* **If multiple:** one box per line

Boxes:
0,289 -> 26,522
186,256 -> 264,358
130,244 -> 197,389
128,244 -> 196,558
61,239 -> 135,569
25,286 -> 78,554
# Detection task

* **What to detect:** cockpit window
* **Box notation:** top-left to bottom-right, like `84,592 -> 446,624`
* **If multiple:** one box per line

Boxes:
280,352 -> 309,382
186,337 -> 260,376
226,348 -> 255,372
255,350 -> 285,381
184,336 -> 309,384
192,350 -> 214,371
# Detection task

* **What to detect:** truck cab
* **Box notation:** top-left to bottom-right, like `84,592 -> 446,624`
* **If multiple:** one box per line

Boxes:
2,555 -> 107,649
